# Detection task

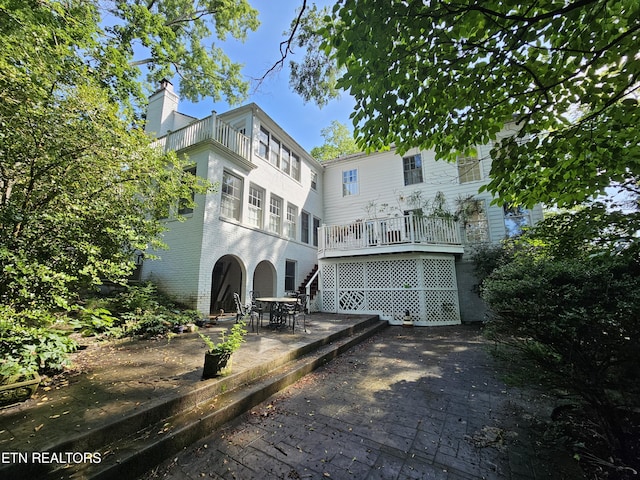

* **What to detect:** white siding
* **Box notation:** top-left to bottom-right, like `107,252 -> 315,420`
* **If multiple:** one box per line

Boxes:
322,142 -> 541,249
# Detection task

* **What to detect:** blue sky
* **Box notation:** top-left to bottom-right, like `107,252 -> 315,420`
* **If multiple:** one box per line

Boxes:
175,1 -> 355,153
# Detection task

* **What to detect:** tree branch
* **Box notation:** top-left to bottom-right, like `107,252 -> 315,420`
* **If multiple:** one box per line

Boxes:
255,1 -> 307,87
130,57 -> 154,67
446,0 -> 599,25
164,9 -> 213,28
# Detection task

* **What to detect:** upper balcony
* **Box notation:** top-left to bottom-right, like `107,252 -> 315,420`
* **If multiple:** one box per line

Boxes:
318,213 -> 464,259
151,113 -> 251,162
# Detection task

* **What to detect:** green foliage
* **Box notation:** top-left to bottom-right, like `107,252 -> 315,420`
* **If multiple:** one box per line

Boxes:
310,120 -> 360,161
533,203 -> 640,259
289,4 -> 342,108
0,309 -> 78,382
87,283 -> 201,338
69,306 -> 118,337
294,1 -> 640,209
122,310 -> 171,338
199,321 -> 247,355
0,0 -> 258,111
0,2 -> 211,310
108,0 -> 259,104
110,282 -> 166,313
470,243 -> 512,286
482,250 -> 640,468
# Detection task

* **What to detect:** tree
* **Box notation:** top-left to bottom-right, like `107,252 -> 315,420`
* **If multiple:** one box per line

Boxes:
100,0 -> 259,107
291,0 -> 640,210
310,120 -> 360,160
0,1 -> 211,310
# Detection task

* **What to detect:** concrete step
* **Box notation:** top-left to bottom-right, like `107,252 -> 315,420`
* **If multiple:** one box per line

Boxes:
17,316 -> 387,480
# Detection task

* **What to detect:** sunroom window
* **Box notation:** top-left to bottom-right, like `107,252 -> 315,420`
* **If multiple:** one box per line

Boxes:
220,171 -> 242,221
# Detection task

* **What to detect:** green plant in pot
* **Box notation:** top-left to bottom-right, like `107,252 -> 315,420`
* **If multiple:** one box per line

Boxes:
199,321 -> 247,378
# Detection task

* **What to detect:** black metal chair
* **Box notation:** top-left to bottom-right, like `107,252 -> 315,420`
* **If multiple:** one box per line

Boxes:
234,293 -> 258,333
286,294 -> 308,333
249,290 -> 264,325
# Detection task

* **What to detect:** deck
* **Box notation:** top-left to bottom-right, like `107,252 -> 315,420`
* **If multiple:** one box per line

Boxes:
318,214 -> 464,259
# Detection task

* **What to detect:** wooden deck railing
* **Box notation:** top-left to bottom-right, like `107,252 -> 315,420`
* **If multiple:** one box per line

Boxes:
151,113 -> 251,161
318,214 -> 461,255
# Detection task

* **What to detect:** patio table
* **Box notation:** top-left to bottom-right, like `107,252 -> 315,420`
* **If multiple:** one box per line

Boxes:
255,297 -> 299,330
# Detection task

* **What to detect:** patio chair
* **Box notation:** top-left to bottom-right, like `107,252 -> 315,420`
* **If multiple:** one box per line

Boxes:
285,294 -> 307,333
233,293 -> 259,333
249,290 -> 264,323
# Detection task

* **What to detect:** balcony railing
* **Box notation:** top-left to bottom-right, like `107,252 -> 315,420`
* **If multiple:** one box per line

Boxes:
318,214 -> 462,257
151,113 -> 251,161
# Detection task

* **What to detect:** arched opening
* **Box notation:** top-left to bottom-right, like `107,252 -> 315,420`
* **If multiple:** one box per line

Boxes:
252,260 -> 276,298
210,255 -> 244,315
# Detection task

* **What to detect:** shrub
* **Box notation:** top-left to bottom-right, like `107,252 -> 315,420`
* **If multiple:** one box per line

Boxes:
69,306 -> 119,337
110,282 -> 163,313
0,310 -> 78,381
482,252 -> 640,472
93,283 -> 201,338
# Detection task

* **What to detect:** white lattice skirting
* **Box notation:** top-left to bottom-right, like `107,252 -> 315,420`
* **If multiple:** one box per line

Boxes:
318,253 -> 461,326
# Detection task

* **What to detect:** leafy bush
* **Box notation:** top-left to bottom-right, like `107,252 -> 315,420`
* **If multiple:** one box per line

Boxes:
0,311 -> 78,382
469,243 -> 511,284
83,283 -> 201,338
69,306 -> 119,337
482,252 -> 640,472
110,282 -> 163,313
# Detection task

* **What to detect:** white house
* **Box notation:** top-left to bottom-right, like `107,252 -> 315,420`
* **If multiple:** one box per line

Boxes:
141,80 -> 543,325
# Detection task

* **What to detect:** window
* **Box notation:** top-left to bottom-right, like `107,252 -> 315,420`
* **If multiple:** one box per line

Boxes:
458,155 -> 482,183
232,121 -> 246,136
285,203 -> 297,240
310,171 -> 318,190
342,169 -> 358,196
247,184 -> 264,228
268,195 -> 282,234
257,126 -> 269,159
285,260 -> 296,292
503,204 -> 531,237
270,138 -> 280,168
220,171 -> 242,220
291,153 -> 301,181
403,154 -> 423,186
257,124 -> 302,181
281,146 -> 291,175
177,165 -> 197,215
313,217 -> 320,247
301,211 -> 310,244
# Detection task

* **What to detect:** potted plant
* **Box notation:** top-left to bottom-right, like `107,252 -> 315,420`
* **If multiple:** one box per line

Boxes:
199,321 -> 247,378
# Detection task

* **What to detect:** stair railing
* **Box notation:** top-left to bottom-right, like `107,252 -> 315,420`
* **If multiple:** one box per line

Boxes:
305,268 -> 320,313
